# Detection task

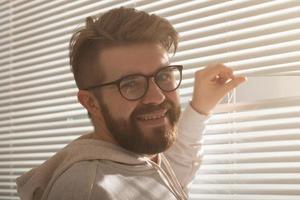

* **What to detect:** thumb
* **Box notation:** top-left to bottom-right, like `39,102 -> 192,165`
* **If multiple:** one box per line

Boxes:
223,76 -> 247,93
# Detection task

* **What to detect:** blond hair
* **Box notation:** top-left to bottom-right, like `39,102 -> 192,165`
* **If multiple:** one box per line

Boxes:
69,7 -> 179,90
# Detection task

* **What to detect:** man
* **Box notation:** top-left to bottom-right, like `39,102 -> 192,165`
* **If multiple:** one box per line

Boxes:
16,7 -> 246,200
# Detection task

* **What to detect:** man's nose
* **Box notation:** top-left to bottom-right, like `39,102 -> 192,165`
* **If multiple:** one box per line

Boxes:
141,78 -> 165,105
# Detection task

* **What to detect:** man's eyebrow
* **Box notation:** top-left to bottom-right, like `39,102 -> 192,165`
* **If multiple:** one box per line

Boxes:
115,62 -> 171,80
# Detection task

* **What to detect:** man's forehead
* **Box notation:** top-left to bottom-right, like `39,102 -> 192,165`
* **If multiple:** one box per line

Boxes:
104,60 -> 171,81
98,43 -> 170,79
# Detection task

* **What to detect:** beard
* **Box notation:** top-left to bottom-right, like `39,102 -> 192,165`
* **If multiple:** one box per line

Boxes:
96,97 -> 181,155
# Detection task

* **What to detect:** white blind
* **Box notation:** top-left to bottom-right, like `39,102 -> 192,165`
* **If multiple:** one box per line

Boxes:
0,0 -> 300,200
189,96 -> 300,200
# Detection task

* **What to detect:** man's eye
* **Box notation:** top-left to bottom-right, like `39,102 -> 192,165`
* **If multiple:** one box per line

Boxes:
157,72 -> 172,81
121,81 -> 137,89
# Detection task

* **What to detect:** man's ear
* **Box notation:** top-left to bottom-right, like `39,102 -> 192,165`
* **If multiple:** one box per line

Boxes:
77,90 -> 102,117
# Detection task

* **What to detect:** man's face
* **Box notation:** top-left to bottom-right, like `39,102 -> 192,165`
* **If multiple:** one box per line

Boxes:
94,43 -> 181,154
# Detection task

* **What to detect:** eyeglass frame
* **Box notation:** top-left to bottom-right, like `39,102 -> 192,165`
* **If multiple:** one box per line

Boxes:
83,65 -> 183,101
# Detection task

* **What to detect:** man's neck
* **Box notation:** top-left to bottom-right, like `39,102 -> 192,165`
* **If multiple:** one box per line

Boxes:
91,130 -> 117,144
149,154 -> 159,163
92,119 -> 119,145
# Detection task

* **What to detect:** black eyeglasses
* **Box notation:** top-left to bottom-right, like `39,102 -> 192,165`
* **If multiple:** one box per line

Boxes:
84,65 -> 183,101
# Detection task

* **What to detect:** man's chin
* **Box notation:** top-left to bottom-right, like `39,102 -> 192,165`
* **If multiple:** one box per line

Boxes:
136,125 -> 176,154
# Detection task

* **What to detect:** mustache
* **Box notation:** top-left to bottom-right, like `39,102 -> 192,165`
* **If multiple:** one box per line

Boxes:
133,100 -> 174,116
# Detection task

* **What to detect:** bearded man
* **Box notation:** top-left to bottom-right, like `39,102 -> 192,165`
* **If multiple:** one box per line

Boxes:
16,7 -> 245,200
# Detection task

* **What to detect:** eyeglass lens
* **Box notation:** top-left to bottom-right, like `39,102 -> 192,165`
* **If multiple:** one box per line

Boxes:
119,66 -> 181,100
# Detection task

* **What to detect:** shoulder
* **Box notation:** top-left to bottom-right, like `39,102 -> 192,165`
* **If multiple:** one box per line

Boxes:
47,160 -> 104,200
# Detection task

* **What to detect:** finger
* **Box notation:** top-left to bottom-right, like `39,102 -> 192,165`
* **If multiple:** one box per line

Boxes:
205,63 -> 233,80
213,67 -> 234,84
223,76 -> 247,92
217,70 -> 234,84
217,76 -> 231,84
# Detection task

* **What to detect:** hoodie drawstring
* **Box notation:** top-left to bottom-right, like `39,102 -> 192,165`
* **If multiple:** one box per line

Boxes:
161,154 -> 188,200
146,158 -> 188,200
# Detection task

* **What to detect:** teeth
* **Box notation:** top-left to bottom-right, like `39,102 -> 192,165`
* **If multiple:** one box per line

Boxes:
138,113 -> 166,121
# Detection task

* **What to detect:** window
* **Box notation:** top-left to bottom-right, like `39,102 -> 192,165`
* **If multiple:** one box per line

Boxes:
0,1 -> 299,199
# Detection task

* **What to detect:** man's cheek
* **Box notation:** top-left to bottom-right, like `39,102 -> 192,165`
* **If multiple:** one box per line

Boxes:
166,92 -> 180,106
113,103 -> 134,118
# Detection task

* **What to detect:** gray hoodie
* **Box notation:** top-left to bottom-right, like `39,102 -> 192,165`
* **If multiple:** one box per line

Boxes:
16,105 -> 208,200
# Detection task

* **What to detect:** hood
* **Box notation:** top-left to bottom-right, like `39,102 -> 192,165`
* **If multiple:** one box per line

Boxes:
16,134 -> 150,200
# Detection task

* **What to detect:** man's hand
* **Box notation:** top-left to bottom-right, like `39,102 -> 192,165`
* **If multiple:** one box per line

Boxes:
190,63 -> 247,115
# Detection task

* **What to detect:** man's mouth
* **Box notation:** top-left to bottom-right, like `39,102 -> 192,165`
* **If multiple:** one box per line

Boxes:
136,110 -> 168,121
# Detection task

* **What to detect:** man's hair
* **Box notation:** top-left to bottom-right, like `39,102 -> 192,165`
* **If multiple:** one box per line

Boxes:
69,7 -> 179,90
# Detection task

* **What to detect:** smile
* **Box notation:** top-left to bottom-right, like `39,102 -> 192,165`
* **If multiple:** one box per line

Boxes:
136,110 -> 167,121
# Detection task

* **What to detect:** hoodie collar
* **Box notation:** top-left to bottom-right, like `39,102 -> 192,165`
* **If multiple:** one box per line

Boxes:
16,136 -> 154,200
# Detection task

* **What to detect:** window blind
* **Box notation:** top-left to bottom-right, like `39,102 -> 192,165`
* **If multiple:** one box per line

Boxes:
0,0 -> 299,200
189,95 -> 300,200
